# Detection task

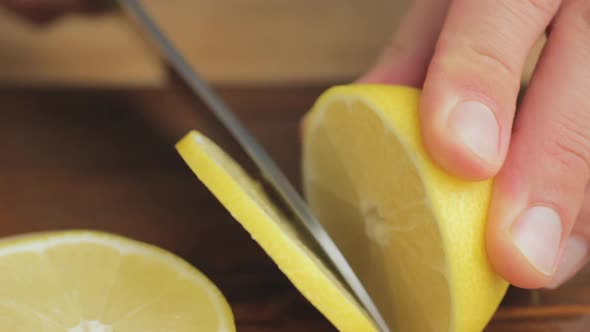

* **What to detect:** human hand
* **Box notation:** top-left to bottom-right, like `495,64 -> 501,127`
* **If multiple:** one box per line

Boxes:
360,0 -> 590,289
1,0 -> 113,23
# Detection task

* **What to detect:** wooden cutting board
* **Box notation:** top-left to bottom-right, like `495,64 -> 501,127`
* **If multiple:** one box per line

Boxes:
0,85 -> 586,331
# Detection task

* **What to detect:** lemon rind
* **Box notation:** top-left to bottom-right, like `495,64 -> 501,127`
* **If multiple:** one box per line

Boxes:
176,132 -> 377,332
0,230 -> 236,332
303,84 -> 508,332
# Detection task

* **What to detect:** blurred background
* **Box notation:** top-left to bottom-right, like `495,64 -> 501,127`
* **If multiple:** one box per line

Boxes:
0,0 -> 542,87
0,0 -> 410,86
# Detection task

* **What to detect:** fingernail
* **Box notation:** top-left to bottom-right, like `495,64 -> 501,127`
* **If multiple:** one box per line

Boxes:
511,206 -> 562,276
547,235 -> 588,289
448,101 -> 500,164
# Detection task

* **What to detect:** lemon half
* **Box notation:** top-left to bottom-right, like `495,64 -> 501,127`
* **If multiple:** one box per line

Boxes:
176,132 -> 377,331
302,84 -> 508,331
176,84 -> 508,332
0,231 -> 235,332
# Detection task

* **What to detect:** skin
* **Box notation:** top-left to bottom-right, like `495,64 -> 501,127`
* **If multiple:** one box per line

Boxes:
361,0 -> 590,290
5,0 -> 590,290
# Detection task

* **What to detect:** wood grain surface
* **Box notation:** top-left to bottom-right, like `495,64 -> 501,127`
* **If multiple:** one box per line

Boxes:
0,86 -> 587,331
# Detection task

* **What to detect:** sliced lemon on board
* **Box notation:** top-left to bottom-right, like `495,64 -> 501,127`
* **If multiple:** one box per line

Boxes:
176,132 -> 377,331
302,84 -> 508,331
0,231 -> 235,332
176,84 -> 508,332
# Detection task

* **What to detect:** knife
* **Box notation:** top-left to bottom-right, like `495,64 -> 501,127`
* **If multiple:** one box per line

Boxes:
119,2 -> 390,331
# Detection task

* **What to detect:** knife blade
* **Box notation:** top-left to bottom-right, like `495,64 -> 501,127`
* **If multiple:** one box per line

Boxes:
119,2 -> 391,331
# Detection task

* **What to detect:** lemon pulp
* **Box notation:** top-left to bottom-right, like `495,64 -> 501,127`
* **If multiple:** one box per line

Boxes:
175,83 -> 508,332
176,131 -> 378,331
302,84 -> 508,331
0,231 -> 235,332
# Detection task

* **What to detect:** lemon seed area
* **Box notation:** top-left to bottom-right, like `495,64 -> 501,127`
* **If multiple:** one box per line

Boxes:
68,320 -> 113,332
363,204 -> 390,247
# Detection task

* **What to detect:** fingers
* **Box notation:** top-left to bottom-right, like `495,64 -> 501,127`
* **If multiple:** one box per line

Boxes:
486,0 -> 590,288
546,233 -> 589,289
546,184 -> 590,289
419,0 -> 560,180
358,0 -> 449,87
1,0 -> 111,23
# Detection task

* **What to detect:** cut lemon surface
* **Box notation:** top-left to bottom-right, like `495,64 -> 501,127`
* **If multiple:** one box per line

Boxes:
302,84 -> 508,331
0,230 -> 235,332
176,131 -> 378,331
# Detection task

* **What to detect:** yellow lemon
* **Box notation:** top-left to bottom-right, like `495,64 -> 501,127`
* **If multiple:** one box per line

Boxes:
0,230 -> 235,332
176,84 -> 508,332
302,84 -> 508,331
176,132 -> 377,331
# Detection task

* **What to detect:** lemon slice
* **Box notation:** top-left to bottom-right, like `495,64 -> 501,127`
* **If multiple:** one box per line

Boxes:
176,131 -> 378,331
302,84 -> 508,331
0,230 -> 235,332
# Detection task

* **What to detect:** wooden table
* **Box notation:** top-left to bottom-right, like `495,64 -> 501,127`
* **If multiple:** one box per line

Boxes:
0,86 -> 588,331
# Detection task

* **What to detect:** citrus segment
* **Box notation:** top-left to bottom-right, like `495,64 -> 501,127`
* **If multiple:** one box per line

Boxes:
302,84 -> 508,332
176,131 -> 377,332
0,231 -> 235,332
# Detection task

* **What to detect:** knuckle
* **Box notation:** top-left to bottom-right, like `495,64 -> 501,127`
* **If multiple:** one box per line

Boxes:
464,41 -> 516,78
551,140 -> 590,176
501,0 -> 559,30
544,115 -> 590,176
523,0 -> 559,18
